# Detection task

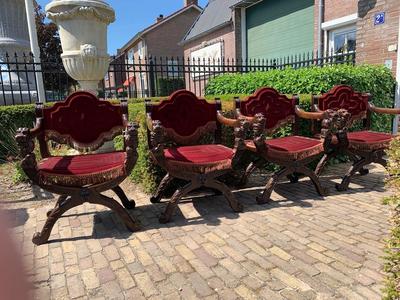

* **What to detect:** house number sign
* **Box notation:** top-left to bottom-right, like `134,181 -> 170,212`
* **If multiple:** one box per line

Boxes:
374,12 -> 385,25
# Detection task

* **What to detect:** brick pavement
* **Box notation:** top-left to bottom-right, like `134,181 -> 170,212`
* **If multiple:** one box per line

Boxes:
0,163 -> 391,299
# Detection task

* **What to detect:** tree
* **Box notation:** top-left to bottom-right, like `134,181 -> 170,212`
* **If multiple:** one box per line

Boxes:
34,1 -> 62,60
34,2 -> 77,97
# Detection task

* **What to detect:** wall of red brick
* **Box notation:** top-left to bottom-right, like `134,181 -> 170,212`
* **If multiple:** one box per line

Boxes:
183,25 -> 236,96
324,0 -> 358,22
183,25 -> 236,59
356,0 -> 399,76
145,7 -> 202,58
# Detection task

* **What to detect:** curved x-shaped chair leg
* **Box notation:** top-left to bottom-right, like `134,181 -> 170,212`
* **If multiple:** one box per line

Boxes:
33,196 -> 84,245
348,153 -> 369,175
47,195 -> 68,217
204,180 -> 243,213
375,156 -> 387,168
159,182 -> 200,224
33,191 -> 140,245
257,168 -> 292,205
300,167 -> 329,196
315,153 -> 332,177
94,194 -> 140,232
336,158 -> 368,191
151,173 -> 174,203
238,162 -> 258,187
112,185 -> 136,209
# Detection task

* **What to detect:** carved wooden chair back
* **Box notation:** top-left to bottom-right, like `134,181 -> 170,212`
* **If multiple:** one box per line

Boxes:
236,87 -> 299,136
145,90 -> 221,146
36,91 -> 127,157
313,85 -> 371,130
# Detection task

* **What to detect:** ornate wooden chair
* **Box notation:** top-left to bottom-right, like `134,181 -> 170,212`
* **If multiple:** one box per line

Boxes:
312,85 -> 400,191
146,90 -> 248,223
15,91 -> 140,245
236,87 -> 336,204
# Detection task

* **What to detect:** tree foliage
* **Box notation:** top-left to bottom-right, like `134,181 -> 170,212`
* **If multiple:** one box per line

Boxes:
33,2 -> 77,96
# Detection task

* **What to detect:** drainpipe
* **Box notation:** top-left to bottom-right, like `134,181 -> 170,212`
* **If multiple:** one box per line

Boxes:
317,0 -> 324,57
393,15 -> 400,134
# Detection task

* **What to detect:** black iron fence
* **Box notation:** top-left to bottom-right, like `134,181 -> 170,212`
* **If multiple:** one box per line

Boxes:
0,51 -> 356,105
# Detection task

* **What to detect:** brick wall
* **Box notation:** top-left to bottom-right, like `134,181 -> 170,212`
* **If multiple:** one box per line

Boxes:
183,25 -> 236,59
145,7 -> 201,58
356,0 -> 399,75
324,0 -> 358,22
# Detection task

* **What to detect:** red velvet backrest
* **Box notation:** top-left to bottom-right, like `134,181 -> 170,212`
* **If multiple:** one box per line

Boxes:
149,90 -> 218,145
240,88 -> 296,134
317,85 -> 369,121
41,91 -> 125,150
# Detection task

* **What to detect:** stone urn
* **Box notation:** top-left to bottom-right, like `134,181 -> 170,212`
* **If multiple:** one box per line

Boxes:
46,0 -> 115,92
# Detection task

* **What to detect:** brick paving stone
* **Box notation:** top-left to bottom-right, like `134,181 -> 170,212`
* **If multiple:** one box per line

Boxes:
271,268 -> 312,291
234,284 -> 258,299
1,163 -> 393,299
66,274 -> 85,299
134,272 -> 159,297
81,269 -> 100,290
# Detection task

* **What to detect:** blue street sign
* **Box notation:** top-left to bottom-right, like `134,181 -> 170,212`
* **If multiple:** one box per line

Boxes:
374,12 -> 385,25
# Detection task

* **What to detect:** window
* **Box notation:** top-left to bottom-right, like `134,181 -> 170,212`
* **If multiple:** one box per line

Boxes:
138,41 -> 143,59
127,49 -> 134,64
329,26 -> 356,54
167,60 -> 179,77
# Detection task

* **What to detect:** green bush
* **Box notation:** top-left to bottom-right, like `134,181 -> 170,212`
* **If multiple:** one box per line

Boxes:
157,78 -> 185,97
0,104 -> 36,160
206,65 -> 397,132
383,138 -> 400,300
1,64 -> 396,192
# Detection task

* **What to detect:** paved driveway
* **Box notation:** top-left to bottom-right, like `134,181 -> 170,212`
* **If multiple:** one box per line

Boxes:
0,163 -> 391,299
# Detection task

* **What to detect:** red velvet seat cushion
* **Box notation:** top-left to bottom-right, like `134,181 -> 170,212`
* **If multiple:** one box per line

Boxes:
245,136 -> 324,160
347,131 -> 392,150
163,144 -> 234,173
38,152 -> 126,187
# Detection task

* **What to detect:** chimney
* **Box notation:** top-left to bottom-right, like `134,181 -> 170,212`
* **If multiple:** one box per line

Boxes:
184,0 -> 198,7
156,14 -> 164,22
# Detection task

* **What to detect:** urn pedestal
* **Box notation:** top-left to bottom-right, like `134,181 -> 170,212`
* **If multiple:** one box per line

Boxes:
46,0 -> 115,93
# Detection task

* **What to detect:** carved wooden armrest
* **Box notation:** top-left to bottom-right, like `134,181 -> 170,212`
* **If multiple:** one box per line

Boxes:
320,109 -> 351,150
124,122 -> 139,173
148,119 -> 168,168
368,103 -> 400,115
15,127 -> 40,184
230,117 -> 250,167
217,111 -> 241,127
295,105 -> 327,120
252,113 -> 269,157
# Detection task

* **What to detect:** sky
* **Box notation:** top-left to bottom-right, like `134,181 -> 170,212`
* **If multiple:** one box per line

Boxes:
37,0 -> 208,55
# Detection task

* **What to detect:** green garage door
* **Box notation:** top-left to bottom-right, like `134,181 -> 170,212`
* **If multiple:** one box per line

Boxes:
246,0 -> 314,59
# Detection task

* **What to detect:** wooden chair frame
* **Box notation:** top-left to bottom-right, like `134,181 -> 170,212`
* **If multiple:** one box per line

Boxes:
146,90 -> 249,223
15,92 -> 140,245
235,88 -> 339,204
312,85 -> 400,191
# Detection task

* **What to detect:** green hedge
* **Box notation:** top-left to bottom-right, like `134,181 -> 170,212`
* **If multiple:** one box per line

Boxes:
157,78 -> 185,96
206,65 -> 397,132
1,64 -> 397,192
0,104 -> 36,159
383,138 -> 400,300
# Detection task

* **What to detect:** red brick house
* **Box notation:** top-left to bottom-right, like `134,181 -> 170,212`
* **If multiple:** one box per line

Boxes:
106,0 -> 202,97
182,0 -> 399,76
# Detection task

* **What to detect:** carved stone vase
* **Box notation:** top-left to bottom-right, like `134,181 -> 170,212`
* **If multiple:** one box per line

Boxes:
46,0 -> 115,92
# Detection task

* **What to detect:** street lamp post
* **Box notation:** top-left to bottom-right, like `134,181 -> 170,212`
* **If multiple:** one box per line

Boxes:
24,0 -> 46,103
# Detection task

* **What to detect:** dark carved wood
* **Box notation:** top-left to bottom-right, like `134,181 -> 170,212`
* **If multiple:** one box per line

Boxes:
313,85 -> 398,190
147,91 -> 248,223
236,88 -> 337,203
15,92 -> 140,245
